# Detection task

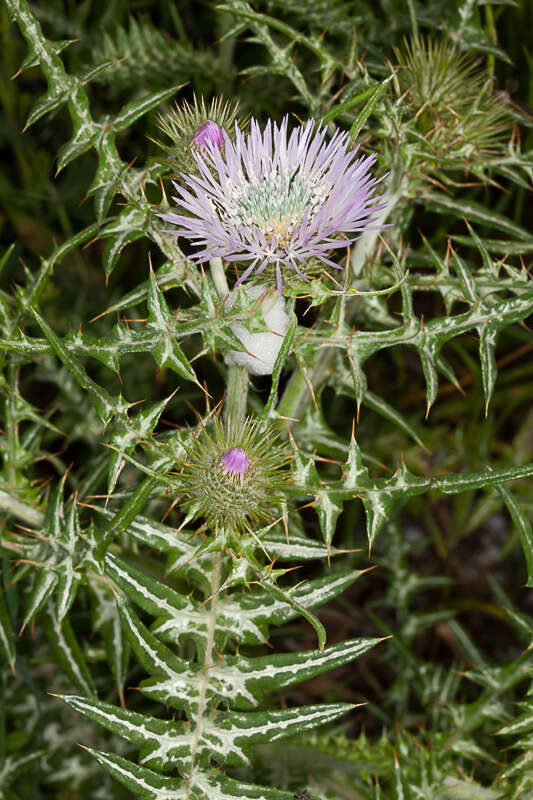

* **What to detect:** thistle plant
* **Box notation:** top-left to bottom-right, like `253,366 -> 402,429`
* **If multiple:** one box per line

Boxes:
1,0 -> 533,799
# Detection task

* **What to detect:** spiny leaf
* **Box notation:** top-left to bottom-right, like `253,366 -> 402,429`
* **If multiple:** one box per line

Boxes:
321,83 -> 385,124
25,61 -> 114,129
43,607 -> 96,696
257,576 -> 327,651
63,692 -> 353,770
100,205 -> 149,278
349,74 -> 394,142
497,485 -> 533,588
120,602 -> 382,713
82,747 -> 296,799
478,324 -> 498,412
106,395 -> 171,493
262,310 -> 298,420
78,747 -> 186,799
424,192 -> 532,241
111,86 -> 181,133
147,270 -> 199,384
28,307 -> 119,425
314,490 -> 344,550
94,507 -> 210,592
105,553 -> 361,652
89,577 -> 130,702
23,569 -> 57,628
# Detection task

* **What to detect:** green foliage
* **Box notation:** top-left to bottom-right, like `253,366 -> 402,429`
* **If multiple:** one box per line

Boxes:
0,0 -> 532,798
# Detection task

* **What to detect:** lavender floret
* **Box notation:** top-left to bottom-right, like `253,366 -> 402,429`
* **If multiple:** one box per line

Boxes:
193,120 -> 225,150
222,447 -> 249,477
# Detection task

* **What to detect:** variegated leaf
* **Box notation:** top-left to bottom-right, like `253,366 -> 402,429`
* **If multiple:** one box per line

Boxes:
63,693 -> 352,770
105,553 -> 362,652
43,607 -> 96,696
83,748 -> 296,799
119,601 -> 381,713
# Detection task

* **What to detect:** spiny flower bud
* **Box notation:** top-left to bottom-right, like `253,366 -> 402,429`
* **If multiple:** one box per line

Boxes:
154,95 -> 242,178
177,417 -> 289,532
395,37 -> 511,177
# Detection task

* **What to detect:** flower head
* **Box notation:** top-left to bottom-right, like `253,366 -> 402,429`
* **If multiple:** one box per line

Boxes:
160,116 -> 384,293
177,417 -> 289,532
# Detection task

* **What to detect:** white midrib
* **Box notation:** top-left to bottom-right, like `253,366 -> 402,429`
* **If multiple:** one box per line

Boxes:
185,550 -> 222,800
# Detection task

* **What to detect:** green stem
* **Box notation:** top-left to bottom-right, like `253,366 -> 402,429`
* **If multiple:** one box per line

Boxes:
211,257 -> 249,426
224,365 -> 249,427
5,364 -> 19,490
276,348 -> 332,425
485,5 -> 496,79
186,549 -> 222,800
406,0 -> 419,41
216,9 -> 236,92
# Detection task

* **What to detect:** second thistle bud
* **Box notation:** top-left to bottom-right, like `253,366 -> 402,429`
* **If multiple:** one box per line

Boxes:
155,95 -> 241,177
177,417 -> 289,533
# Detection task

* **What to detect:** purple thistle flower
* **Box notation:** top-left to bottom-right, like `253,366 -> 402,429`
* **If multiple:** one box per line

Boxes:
161,116 -> 385,294
222,447 -> 249,477
193,120 -> 225,150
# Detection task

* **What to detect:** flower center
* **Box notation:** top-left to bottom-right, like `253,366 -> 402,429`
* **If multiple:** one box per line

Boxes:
232,171 -> 324,244
222,447 -> 249,478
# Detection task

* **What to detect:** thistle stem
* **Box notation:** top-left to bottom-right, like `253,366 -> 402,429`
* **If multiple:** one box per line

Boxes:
186,549 -> 222,800
209,256 -> 229,300
224,365 -> 248,427
209,258 -> 249,426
